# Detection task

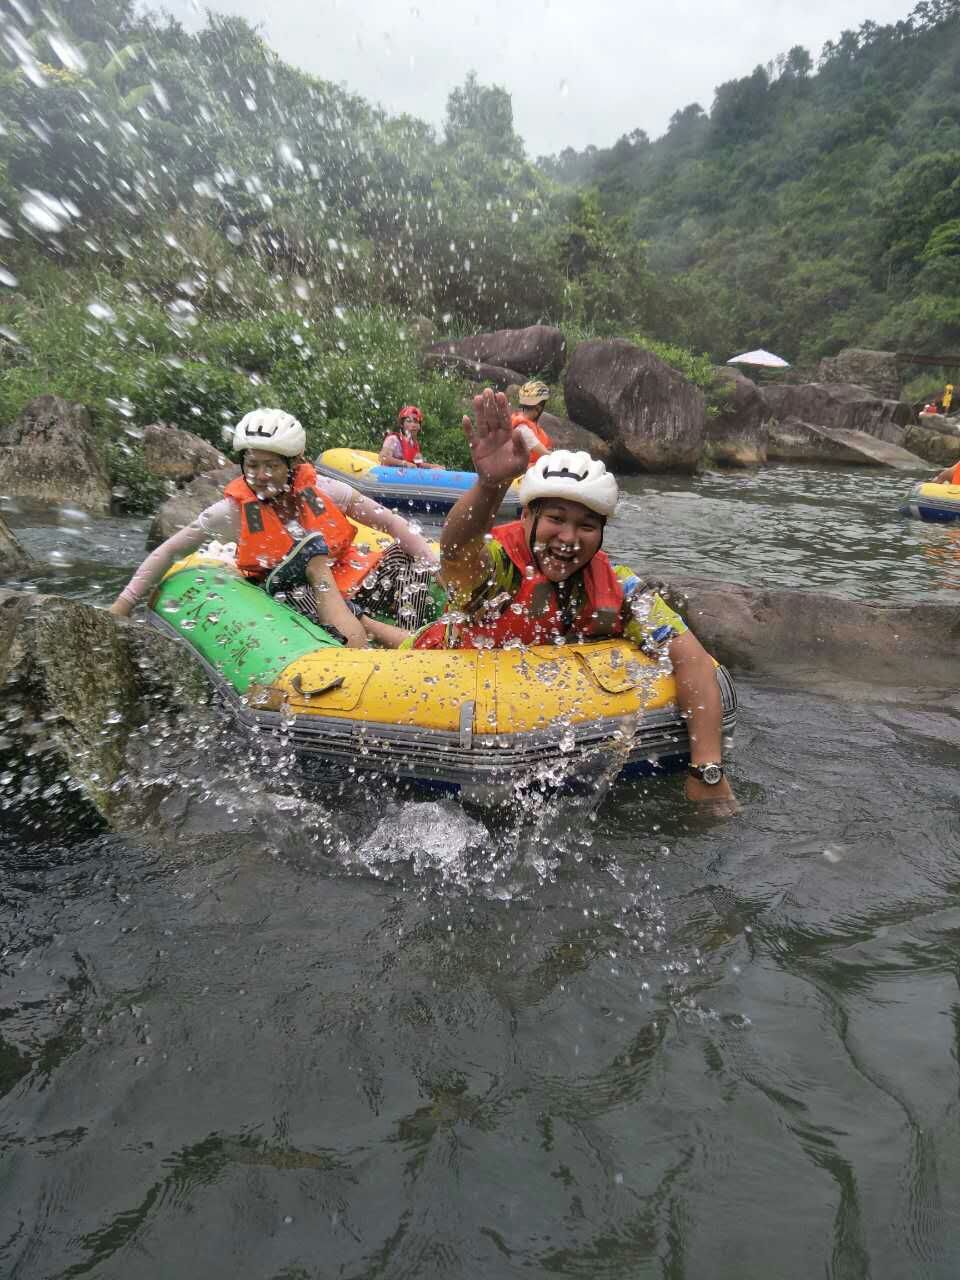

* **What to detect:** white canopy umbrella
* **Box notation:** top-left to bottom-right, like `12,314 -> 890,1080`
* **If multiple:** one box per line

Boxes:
728,349 -> 790,368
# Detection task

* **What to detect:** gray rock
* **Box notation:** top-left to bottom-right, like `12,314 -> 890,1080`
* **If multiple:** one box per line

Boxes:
147,464 -> 239,549
817,348 -> 901,401
564,339 -> 705,473
0,510 -> 32,573
767,417 -> 926,467
426,325 -> 566,379
762,382 -> 911,443
421,352 -> 525,389
902,423 -> 960,466
0,589 -> 209,837
0,395 -> 112,513
405,315 -> 436,347
537,411 -> 612,463
707,368 -> 768,466
675,577 -> 958,688
142,422 -> 229,485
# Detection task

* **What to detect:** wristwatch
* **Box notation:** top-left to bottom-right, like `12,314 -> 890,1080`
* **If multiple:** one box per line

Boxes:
687,762 -> 724,785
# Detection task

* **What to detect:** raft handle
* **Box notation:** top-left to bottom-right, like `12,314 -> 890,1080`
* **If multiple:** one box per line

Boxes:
459,700 -> 476,749
291,674 -> 347,698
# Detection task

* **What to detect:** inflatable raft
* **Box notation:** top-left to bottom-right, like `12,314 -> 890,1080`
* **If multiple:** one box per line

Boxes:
149,550 -> 736,800
900,480 -> 960,523
315,448 -> 521,516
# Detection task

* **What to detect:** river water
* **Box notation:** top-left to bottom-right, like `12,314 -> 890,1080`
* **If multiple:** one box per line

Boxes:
2,466 -> 959,1279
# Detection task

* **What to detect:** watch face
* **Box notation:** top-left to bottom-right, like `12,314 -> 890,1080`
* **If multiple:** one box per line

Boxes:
701,763 -> 723,785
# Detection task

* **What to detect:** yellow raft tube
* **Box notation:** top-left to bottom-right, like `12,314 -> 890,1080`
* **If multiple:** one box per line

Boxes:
150,537 -> 737,798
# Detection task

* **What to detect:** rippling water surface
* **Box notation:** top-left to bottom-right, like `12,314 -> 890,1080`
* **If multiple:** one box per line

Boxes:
2,467 -> 959,1279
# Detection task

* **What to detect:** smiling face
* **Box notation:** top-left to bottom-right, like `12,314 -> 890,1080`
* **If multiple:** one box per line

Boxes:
522,498 -> 605,582
243,448 -> 292,499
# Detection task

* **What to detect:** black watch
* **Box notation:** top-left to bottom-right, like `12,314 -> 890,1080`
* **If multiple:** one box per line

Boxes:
687,762 -> 724,785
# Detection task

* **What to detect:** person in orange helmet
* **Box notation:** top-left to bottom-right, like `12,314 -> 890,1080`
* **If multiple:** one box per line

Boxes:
379,405 -> 439,469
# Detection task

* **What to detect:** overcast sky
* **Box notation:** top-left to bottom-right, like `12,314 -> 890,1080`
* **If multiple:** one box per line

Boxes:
164,0 -> 915,154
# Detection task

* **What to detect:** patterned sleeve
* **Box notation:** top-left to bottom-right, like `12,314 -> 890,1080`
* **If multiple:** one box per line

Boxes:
446,537 -> 518,611
615,567 -> 688,654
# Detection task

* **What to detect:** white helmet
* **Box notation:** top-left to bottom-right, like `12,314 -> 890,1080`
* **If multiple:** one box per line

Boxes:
518,449 -> 619,518
230,409 -> 306,457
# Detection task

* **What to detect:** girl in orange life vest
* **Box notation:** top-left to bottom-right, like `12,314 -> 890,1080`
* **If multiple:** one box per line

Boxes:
511,380 -> 554,465
109,410 -> 440,647
424,388 -> 738,814
932,460 -> 960,485
379,405 -> 440,469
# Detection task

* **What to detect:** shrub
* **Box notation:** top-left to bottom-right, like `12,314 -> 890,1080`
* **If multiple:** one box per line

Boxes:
105,440 -> 171,515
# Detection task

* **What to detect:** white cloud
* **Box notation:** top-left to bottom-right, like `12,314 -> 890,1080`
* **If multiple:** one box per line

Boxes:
163,0 -> 917,153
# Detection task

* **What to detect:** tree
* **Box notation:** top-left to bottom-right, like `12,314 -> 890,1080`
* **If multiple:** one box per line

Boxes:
444,72 -> 523,163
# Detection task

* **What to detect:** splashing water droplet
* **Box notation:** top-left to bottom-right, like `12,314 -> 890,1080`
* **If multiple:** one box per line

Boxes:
0,268 -> 17,287
20,190 -> 74,234
87,301 -> 116,323
48,31 -> 87,73
225,225 -> 243,246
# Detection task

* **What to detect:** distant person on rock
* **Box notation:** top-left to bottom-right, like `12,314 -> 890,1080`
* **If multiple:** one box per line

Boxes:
109,409 -> 440,646
403,389 -> 738,814
511,380 -> 554,465
379,405 -> 439,469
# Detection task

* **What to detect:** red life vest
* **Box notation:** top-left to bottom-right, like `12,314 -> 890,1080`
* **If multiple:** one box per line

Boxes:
384,431 -> 420,464
414,519 -> 624,650
511,413 -> 554,465
225,463 -> 382,596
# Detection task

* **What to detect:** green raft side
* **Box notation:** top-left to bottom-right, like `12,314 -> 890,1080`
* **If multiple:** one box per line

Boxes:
151,563 -> 340,694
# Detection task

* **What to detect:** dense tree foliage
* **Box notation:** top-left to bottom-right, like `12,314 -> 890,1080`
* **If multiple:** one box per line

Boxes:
4,0 -> 960,439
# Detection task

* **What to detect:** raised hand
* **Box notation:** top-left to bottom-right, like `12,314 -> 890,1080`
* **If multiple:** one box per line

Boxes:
462,388 -> 529,487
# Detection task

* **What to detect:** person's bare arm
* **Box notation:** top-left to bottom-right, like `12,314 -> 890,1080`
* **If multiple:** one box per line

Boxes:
378,437 -> 407,467
108,504 -> 235,616
668,629 -> 738,814
932,463 -> 958,484
439,389 -> 529,597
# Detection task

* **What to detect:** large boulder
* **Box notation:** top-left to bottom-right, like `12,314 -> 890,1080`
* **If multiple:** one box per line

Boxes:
537,411 -> 612,464
762,382 -> 911,443
0,511 -> 32,574
563,339 -> 705,473
0,589 -> 209,837
902,423 -> 960,467
147,464 -> 239,549
675,578 -> 958,688
0,395 -> 112,513
426,325 -> 566,379
142,422 -> 229,485
766,416 -> 877,464
706,368 -> 768,466
817,349 -> 901,401
420,352 -> 525,389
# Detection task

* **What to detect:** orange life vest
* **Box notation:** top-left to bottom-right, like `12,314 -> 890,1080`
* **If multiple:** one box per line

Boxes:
951,461 -> 960,486
225,463 -> 382,596
511,413 -> 553,465
414,519 -> 624,650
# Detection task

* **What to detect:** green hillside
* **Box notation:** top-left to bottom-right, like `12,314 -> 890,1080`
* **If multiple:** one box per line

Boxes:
541,0 -> 960,362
